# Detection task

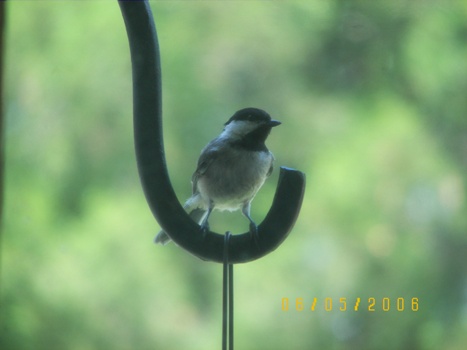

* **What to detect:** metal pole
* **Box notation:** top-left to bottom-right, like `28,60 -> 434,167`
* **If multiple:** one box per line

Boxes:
222,232 -> 234,350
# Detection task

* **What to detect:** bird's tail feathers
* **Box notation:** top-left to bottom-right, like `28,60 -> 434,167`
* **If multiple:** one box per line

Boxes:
154,206 -> 207,245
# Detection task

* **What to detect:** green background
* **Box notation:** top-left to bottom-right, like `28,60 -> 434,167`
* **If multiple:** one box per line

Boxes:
1,1 -> 467,349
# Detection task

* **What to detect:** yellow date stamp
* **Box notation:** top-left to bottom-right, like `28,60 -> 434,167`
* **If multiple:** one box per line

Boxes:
281,297 -> 419,312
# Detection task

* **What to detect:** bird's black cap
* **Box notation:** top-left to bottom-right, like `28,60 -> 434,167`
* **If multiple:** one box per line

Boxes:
225,108 -> 281,127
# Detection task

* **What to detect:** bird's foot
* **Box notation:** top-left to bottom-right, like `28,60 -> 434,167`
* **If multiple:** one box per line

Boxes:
200,221 -> 210,237
249,223 -> 259,246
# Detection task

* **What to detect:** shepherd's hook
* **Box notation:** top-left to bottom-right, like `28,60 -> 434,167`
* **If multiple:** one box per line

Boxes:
118,0 -> 306,264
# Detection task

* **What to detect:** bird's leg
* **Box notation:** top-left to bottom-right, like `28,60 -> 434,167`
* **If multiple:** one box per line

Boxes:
200,201 -> 214,235
242,202 -> 259,245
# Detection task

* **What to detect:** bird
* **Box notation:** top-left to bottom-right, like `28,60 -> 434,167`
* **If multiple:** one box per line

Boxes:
154,107 -> 281,245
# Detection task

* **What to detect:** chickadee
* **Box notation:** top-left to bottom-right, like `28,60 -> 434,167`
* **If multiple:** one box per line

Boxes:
155,107 -> 281,245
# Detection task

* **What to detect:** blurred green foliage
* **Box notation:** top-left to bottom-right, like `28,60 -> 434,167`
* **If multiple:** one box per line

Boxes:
1,1 -> 467,349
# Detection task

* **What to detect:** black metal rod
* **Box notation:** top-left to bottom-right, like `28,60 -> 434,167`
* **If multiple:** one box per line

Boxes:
229,260 -> 234,350
222,234 -> 228,350
223,232 -> 233,350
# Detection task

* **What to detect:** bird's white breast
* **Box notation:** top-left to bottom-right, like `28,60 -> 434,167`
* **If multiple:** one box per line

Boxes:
197,149 -> 273,211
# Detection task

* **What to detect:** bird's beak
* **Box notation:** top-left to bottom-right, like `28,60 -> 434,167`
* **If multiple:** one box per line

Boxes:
269,120 -> 281,127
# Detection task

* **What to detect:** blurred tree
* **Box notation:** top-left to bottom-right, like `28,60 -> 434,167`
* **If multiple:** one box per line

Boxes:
1,1 -> 466,350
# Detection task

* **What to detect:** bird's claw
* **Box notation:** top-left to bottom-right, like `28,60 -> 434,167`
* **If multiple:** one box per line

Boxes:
200,221 -> 210,237
249,223 -> 259,246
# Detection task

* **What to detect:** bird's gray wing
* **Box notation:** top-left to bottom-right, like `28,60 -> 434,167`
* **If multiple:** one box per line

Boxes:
191,140 -> 219,194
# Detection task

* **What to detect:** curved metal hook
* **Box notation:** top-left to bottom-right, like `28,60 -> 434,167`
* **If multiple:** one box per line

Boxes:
119,0 -> 306,264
